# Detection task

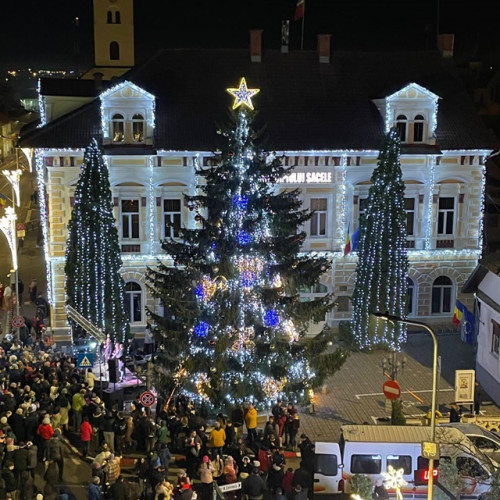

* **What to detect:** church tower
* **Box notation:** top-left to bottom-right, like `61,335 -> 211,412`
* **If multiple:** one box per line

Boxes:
81,0 -> 135,81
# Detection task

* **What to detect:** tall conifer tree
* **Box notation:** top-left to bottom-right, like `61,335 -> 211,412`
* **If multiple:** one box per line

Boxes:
147,85 -> 346,409
65,139 -> 130,343
351,128 -> 409,350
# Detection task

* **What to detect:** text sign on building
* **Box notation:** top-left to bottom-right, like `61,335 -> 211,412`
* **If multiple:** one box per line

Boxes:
280,172 -> 332,184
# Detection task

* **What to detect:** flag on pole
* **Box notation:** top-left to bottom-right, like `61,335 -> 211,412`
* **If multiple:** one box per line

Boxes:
452,300 -> 464,325
294,0 -> 305,20
463,306 -> 475,344
351,227 -> 360,252
344,224 -> 351,256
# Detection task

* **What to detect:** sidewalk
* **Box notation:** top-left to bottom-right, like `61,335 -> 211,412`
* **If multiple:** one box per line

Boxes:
298,331 -> 500,442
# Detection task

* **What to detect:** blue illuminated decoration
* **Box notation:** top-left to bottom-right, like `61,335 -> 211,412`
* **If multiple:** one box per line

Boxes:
195,283 -> 204,299
241,270 -> 257,288
236,231 -> 251,245
193,321 -> 210,338
233,195 -> 249,210
264,309 -> 279,327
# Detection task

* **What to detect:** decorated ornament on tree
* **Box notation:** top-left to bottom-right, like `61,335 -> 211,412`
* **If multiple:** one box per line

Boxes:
193,321 -> 210,338
264,309 -> 280,327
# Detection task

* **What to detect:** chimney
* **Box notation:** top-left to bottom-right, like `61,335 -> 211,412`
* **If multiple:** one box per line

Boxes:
281,20 -> 290,53
318,34 -> 332,63
250,29 -> 263,63
437,34 -> 454,58
93,71 -> 104,91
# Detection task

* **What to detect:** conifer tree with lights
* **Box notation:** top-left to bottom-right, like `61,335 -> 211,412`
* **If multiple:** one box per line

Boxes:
65,139 -> 130,344
146,78 -> 346,410
351,127 -> 409,350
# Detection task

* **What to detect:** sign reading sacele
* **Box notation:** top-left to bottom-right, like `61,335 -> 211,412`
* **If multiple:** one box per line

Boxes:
280,172 -> 333,184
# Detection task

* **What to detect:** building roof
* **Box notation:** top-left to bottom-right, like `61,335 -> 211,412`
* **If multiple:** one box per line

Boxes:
19,48 -> 499,152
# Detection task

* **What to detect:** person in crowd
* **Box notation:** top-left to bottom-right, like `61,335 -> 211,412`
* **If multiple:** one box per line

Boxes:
37,414 -> 54,461
199,455 -> 215,500
88,476 -> 103,500
242,465 -> 266,500
449,402 -> 461,423
245,403 -> 258,444
143,325 -> 154,355
80,416 -> 93,457
109,474 -> 130,500
209,421 -> 226,459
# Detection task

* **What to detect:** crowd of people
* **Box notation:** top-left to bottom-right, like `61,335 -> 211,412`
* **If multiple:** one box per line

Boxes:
0,331 -> 316,500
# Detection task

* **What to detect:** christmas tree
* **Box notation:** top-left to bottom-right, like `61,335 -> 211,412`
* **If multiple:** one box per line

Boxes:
65,139 -> 130,343
147,78 -> 346,409
351,127 -> 409,350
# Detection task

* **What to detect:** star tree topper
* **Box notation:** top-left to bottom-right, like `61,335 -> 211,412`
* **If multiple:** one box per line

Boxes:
227,77 -> 260,110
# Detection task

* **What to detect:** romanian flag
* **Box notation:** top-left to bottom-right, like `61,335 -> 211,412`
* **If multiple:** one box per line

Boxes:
344,224 -> 351,256
294,0 -> 305,20
452,300 -> 464,325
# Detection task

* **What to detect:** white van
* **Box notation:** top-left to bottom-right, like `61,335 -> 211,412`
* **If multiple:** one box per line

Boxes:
313,425 -> 497,499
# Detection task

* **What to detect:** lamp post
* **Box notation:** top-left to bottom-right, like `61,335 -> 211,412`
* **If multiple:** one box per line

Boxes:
372,312 -> 438,500
382,351 -> 407,380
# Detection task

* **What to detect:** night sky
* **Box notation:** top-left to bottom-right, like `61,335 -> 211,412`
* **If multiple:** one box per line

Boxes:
2,0 -> 498,71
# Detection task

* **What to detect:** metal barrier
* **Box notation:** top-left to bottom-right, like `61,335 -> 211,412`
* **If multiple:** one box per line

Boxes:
66,305 -> 106,343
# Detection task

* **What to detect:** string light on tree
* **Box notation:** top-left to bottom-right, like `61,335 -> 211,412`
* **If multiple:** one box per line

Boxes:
146,77 -> 346,409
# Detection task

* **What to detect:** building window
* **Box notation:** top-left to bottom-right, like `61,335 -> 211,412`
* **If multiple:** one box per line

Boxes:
107,10 -> 113,23
132,113 -> 145,142
407,277 -> 415,316
336,296 -> 350,312
112,114 -> 125,142
115,10 -> 121,23
125,282 -> 142,323
413,114 -> 425,142
396,114 -> 408,142
121,199 -> 140,239
431,276 -> 453,314
310,198 -> 327,236
405,197 -> 415,236
110,41 -> 120,61
437,197 -> 455,236
298,283 -> 328,302
492,320 -> 500,355
164,199 -> 181,238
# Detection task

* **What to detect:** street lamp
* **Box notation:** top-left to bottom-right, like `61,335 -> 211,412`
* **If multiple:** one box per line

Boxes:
0,206 -> 20,340
3,168 -> 23,207
382,352 -> 407,380
372,312 -> 438,500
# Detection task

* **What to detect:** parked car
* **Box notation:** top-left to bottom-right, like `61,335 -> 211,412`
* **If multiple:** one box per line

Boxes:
440,422 -> 500,463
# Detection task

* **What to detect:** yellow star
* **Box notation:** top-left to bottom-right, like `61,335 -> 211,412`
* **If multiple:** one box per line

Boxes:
226,77 -> 260,110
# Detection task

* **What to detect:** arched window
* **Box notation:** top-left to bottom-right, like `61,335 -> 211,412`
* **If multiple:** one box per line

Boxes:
132,113 -> 145,142
407,277 -> 415,316
115,10 -> 121,23
110,41 -> 120,61
124,282 -> 143,323
112,113 -> 125,142
396,115 -> 407,142
431,276 -> 453,314
413,114 -> 425,142
107,10 -> 113,23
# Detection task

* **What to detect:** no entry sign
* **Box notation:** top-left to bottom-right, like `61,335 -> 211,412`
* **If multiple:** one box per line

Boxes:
383,380 -> 401,400
140,391 -> 156,407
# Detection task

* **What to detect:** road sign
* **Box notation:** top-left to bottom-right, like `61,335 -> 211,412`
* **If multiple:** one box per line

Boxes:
140,391 -> 156,407
218,482 -> 242,493
16,222 -> 25,231
11,315 -> 25,328
421,441 -> 440,460
383,380 -> 401,400
77,352 -> 94,368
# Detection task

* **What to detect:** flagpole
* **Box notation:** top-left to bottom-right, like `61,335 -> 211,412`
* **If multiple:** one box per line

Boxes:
300,5 -> 305,51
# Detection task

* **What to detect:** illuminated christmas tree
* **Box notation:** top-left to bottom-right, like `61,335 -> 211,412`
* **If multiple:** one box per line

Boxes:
65,139 -> 130,344
351,127 -> 409,350
147,78 -> 346,409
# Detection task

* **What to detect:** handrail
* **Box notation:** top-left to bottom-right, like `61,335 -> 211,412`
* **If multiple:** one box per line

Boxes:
66,305 -> 106,344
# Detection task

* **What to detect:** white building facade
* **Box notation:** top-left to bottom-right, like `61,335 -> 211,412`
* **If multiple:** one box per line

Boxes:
20,41 -> 496,341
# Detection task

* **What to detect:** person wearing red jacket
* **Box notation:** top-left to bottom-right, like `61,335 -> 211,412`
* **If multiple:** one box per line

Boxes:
37,415 -> 54,461
80,416 -> 93,457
